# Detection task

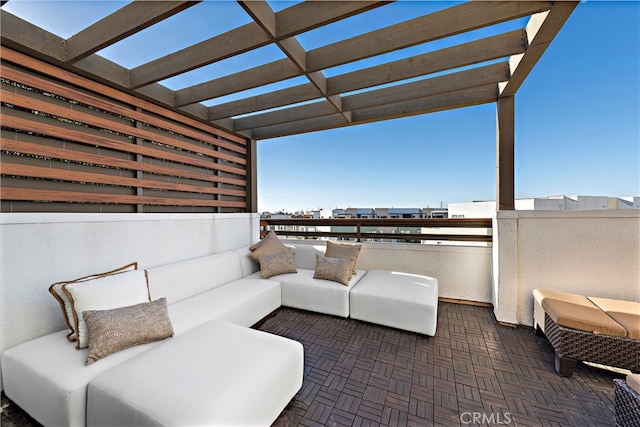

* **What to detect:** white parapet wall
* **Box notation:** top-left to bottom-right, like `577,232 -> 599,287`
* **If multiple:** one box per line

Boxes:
0,212 -> 260,389
284,240 -> 494,305
493,209 -> 640,326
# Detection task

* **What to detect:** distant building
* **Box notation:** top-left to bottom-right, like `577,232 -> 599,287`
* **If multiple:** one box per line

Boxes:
331,207 -> 448,219
448,195 -> 640,218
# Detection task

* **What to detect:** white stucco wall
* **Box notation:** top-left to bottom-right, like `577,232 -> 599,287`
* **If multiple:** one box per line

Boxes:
0,212 -> 259,389
493,210 -> 640,325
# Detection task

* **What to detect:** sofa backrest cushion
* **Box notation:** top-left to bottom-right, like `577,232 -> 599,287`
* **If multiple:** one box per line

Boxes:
146,251 -> 244,305
231,246 -> 259,277
287,243 -> 326,270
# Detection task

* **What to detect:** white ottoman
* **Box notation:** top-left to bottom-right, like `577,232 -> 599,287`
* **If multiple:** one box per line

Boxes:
87,320 -> 303,426
350,270 -> 438,335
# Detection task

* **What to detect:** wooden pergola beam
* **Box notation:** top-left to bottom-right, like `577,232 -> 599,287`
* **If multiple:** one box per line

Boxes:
328,30 -> 526,96
307,1 -> 552,72
274,1 -> 389,38
0,10 -> 66,62
500,2 -> 579,97
234,100 -> 338,131
130,22 -> 270,89
207,83 -> 319,121
235,63 -> 508,131
65,1 -> 198,63
130,1 -> 387,89
174,58 -> 299,107
205,30 -> 524,120
238,1 -> 349,123
1,1 -> 577,144
251,84 -> 498,139
343,62 -> 509,111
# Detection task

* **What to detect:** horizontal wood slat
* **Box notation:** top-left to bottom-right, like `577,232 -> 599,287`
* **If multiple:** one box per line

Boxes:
0,64 -> 247,155
1,90 -> 247,169
1,111 -> 246,176
0,188 -> 246,208
1,163 -> 246,197
0,139 -> 246,187
0,47 -> 247,145
1,48 -> 250,213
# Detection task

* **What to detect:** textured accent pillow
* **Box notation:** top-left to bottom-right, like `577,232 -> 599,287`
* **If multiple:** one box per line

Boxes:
63,269 -> 150,349
83,298 -> 174,365
325,241 -> 362,275
313,254 -> 353,286
258,252 -> 297,278
249,230 -> 294,261
48,262 -> 138,342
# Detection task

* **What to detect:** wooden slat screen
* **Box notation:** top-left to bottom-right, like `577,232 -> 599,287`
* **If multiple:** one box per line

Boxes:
0,47 -> 249,213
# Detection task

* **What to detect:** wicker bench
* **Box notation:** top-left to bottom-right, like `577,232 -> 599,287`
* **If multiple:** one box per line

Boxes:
615,374 -> 640,427
533,289 -> 640,377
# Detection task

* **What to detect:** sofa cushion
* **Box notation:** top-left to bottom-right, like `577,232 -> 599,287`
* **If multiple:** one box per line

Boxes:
291,243 -> 326,270
87,320 -> 303,427
231,246 -> 260,276
350,270 -> 438,336
63,269 -> 150,349
533,288 -> 595,307
258,252 -> 297,278
1,330 -> 162,427
146,251 -> 244,305
325,241 -> 361,275
627,373 -> 640,394
588,297 -> 640,339
249,231 -> 294,261
167,277 -> 281,334
313,254 -> 352,285
48,262 -> 138,342
84,298 -> 174,365
541,298 -> 628,337
249,268 -> 366,317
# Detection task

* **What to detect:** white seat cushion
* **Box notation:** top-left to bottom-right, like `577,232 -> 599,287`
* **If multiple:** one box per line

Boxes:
87,320 -> 304,427
250,268 -> 366,317
1,330 -> 162,427
168,278 -> 281,334
350,270 -> 438,335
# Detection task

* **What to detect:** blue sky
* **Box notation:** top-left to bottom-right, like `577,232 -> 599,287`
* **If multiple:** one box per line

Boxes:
256,2 -> 640,212
4,1 -> 639,213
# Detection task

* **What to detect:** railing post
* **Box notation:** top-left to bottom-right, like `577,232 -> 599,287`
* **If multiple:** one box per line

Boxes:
356,220 -> 361,242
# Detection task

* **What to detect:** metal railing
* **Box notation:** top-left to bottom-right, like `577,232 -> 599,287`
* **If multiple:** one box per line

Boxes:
260,218 -> 493,244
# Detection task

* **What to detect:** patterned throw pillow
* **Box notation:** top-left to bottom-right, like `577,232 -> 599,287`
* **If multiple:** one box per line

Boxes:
83,298 -> 174,365
313,254 -> 353,286
325,241 -> 362,275
258,252 -> 297,278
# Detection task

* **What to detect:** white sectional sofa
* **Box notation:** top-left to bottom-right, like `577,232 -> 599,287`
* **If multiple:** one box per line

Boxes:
2,241 -> 438,427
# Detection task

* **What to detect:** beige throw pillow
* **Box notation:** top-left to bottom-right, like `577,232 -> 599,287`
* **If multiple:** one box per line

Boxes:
250,230 -> 294,261
83,298 -> 174,365
48,262 -> 138,342
313,255 -> 353,286
258,252 -> 297,278
325,241 -> 362,275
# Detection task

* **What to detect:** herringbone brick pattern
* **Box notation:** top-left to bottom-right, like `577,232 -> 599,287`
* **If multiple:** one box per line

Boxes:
1,302 -> 622,427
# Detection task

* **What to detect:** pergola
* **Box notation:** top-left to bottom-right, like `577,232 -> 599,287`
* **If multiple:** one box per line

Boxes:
0,1 -> 577,212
